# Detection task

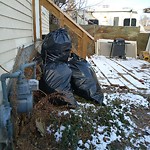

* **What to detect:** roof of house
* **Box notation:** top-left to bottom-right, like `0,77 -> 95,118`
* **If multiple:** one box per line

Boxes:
87,7 -> 138,14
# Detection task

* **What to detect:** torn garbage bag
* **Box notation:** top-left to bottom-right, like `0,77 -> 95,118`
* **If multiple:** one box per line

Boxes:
68,53 -> 104,104
39,62 -> 78,108
41,28 -> 72,63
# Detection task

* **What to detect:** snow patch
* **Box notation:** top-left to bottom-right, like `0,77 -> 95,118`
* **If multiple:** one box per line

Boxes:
54,125 -> 66,142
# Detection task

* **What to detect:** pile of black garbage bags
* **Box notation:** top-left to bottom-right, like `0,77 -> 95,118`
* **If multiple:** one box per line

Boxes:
40,28 -> 104,108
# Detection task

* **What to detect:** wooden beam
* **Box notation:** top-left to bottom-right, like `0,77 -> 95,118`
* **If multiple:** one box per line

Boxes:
82,33 -> 88,58
39,2 -> 42,39
59,13 -> 64,27
63,17 -> 83,38
78,37 -> 82,57
32,0 -> 36,41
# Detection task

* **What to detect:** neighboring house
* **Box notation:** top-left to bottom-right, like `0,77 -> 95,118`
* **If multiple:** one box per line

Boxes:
92,8 -> 138,27
77,8 -> 139,27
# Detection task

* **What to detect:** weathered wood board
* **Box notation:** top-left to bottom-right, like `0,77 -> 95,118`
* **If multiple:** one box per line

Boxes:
89,55 -> 150,93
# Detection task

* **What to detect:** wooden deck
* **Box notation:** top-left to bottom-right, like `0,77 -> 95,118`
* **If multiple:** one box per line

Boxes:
88,55 -> 150,94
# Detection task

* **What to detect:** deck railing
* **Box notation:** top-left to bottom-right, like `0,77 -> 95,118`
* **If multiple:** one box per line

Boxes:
35,0 -> 95,58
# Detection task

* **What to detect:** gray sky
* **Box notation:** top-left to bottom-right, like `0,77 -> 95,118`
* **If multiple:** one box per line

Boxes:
85,0 -> 150,17
86,0 -> 150,10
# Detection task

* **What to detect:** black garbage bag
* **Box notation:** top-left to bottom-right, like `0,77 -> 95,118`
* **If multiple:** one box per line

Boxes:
41,28 -> 72,63
39,62 -> 78,108
68,53 -> 104,104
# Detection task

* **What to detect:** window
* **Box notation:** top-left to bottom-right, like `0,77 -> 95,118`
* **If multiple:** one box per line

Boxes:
131,18 -> 136,26
88,19 -> 99,25
124,18 -> 130,26
123,18 -> 136,26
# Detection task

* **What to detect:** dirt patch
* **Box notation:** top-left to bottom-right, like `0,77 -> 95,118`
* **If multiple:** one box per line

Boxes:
132,108 -> 150,129
14,92 -> 72,150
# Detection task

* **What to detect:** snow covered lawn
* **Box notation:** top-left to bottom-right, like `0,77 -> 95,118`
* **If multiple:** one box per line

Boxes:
46,92 -> 150,150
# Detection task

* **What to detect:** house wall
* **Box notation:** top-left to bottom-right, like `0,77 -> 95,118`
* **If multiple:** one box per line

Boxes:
42,6 -> 49,35
78,10 -> 139,27
0,0 -> 33,104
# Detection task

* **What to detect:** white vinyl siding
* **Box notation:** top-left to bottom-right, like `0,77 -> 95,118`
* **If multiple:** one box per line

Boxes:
42,6 -> 49,35
0,0 -> 33,102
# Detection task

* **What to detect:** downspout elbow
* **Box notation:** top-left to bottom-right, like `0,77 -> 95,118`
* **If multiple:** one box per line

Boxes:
0,71 -> 22,104
1,71 -> 22,82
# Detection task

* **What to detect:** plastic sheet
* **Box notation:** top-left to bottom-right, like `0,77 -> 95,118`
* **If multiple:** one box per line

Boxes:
41,28 -> 72,63
39,62 -> 77,107
68,53 -> 104,104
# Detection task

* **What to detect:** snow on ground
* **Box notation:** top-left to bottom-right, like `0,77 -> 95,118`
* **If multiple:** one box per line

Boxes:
54,125 -> 66,142
104,92 -> 149,108
76,93 -> 149,150
45,56 -> 150,149
46,92 -> 150,149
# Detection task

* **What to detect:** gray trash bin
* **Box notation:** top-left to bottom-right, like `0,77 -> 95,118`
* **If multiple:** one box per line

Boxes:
111,38 -> 126,58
